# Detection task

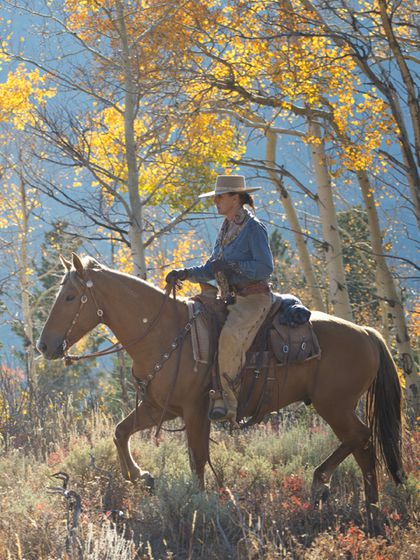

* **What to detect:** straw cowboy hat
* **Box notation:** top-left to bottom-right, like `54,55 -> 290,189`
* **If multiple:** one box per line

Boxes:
199,175 -> 262,198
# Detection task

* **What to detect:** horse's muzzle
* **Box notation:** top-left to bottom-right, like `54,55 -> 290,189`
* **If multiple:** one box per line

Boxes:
36,338 -> 65,360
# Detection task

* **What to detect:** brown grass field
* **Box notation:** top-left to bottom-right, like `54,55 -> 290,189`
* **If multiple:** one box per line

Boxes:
0,401 -> 418,559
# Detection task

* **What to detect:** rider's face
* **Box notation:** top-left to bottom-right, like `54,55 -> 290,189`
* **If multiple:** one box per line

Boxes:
214,193 -> 241,220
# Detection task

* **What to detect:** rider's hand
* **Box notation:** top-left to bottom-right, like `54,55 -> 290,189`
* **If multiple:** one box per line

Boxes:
165,268 -> 189,286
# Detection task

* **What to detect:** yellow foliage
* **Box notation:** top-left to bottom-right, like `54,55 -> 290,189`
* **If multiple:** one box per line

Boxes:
0,176 -> 40,235
113,230 -> 207,298
411,303 -> 420,339
180,0 -> 396,174
81,105 -> 149,189
77,105 -> 244,207
145,230 -> 207,297
114,243 -> 133,275
0,64 -> 55,130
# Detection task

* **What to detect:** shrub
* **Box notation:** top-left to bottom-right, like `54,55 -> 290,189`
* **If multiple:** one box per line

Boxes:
0,407 -> 418,559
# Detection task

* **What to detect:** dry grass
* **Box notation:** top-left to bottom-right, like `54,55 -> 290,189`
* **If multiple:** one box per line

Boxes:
0,405 -> 418,559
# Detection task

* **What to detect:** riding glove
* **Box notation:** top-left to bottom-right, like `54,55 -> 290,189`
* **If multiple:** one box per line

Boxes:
165,268 -> 189,286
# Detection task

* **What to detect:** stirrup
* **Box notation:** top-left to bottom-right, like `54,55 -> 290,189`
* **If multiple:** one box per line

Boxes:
208,399 -> 228,421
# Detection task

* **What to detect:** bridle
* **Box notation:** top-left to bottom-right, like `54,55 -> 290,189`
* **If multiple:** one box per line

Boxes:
61,274 -> 124,365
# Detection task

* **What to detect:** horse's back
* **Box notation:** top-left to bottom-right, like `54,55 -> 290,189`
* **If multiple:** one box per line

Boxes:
310,310 -> 378,344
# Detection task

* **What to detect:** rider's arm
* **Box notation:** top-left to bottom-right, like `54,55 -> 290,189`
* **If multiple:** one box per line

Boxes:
225,220 -> 274,281
185,241 -> 219,283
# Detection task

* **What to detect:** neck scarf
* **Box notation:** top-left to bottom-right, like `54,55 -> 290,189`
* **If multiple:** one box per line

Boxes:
218,206 -> 251,249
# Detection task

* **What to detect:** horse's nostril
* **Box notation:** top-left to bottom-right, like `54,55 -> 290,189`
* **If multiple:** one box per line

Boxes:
37,340 -> 47,354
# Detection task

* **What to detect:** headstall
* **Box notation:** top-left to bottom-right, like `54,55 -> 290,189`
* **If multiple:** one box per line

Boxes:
62,276 -> 120,366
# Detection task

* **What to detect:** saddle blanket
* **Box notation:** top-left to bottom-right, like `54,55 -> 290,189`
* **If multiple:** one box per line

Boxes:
187,296 -> 321,368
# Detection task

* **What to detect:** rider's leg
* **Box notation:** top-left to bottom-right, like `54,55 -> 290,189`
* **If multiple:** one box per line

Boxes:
210,293 -> 272,422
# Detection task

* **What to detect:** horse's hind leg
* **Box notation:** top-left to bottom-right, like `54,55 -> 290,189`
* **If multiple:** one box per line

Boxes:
312,408 -> 371,507
114,400 -> 176,485
184,404 -> 210,489
352,443 -> 382,535
311,441 -> 353,507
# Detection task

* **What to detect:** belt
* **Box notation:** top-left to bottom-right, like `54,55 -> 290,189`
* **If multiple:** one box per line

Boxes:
233,280 -> 271,297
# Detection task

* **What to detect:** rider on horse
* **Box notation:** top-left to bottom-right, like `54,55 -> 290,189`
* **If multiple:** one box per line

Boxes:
166,175 -> 274,423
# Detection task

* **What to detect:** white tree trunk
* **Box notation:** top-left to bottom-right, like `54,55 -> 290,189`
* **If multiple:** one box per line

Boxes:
266,130 -> 326,310
17,173 -> 37,409
375,269 -> 390,342
378,0 -> 420,167
357,170 -> 419,408
309,121 -> 353,320
116,0 -> 147,278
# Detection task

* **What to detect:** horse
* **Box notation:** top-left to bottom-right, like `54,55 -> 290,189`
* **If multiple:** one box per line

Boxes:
37,253 -> 404,534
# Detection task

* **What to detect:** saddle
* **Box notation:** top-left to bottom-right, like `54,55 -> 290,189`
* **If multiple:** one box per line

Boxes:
187,284 -> 321,426
188,283 -> 321,369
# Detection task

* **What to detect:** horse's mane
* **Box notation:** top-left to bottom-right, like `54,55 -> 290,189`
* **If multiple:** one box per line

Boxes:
82,256 -> 168,295
63,255 -> 170,297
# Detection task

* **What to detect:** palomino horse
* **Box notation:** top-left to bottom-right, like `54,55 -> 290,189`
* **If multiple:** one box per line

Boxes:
38,254 -> 404,533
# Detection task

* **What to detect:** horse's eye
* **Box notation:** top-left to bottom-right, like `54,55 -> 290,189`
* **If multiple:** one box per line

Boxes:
66,294 -> 76,302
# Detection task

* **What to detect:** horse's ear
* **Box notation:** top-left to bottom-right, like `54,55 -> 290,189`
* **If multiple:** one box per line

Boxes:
71,253 -> 85,277
59,255 -> 72,272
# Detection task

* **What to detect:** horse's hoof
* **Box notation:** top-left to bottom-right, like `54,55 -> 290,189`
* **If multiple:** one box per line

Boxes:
311,483 -> 330,509
123,466 -> 142,483
367,519 -> 385,537
366,503 -> 385,537
123,469 -> 138,482
208,404 -> 228,421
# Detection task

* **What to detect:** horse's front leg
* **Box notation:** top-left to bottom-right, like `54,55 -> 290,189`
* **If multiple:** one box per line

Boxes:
114,399 -> 175,486
184,402 -> 211,489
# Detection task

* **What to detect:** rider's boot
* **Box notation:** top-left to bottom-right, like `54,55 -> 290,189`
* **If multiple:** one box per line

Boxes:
209,373 -> 238,423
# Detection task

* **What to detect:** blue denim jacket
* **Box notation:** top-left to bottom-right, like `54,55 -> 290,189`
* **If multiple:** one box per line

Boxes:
187,215 -> 274,285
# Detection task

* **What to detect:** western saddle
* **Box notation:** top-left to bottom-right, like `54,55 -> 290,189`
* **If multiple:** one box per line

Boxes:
188,283 -> 321,425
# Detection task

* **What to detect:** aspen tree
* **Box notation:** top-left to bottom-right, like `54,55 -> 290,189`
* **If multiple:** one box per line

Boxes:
0,61 -> 55,413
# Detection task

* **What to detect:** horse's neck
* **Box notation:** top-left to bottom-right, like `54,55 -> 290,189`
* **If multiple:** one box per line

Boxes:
98,269 -> 187,358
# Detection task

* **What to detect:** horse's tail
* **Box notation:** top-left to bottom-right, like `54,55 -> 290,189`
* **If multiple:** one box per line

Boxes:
365,327 -> 404,484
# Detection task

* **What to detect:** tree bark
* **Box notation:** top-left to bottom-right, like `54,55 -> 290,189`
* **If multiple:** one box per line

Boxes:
265,129 -> 326,310
377,0 -> 420,167
17,171 -> 37,417
116,0 -> 147,278
309,121 -> 353,320
375,269 -> 390,343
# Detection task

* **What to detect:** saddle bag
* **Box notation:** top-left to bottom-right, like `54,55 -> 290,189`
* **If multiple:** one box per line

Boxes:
270,317 -> 321,365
